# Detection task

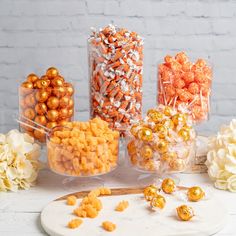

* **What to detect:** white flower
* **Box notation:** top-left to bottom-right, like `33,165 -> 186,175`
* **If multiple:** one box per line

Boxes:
206,119 -> 236,192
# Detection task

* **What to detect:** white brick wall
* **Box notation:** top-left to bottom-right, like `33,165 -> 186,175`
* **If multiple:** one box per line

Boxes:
0,0 -> 235,134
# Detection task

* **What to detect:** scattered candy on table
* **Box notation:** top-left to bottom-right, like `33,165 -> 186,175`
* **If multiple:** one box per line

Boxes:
126,104 -> 196,173
115,200 -> 129,212
157,52 -> 212,123
150,194 -> 166,210
19,67 -> 74,143
102,221 -> 116,232
67,218 -> 83,229
47,118 -> 119,177
0,129 -> 40,192
206,119 -> 236,192
161,178 -> 176,194
143,184 -> 159,201
67,195 -> 77,206
88,24 -> 143,135
187,186 -> 205,202
176,205 -> 195,221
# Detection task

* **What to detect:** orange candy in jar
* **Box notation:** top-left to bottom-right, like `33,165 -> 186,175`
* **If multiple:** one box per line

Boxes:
126,105 -> 196,173
157,52 -> 212,123
19,67 -> 74,142
47,118 -> 119,177
88,24 -> 143,136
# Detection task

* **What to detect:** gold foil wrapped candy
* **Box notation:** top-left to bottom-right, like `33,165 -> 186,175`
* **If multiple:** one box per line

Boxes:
161,178 -> 176,194
150,195 -> 166,210
143,185 -> 159,201
176,205 -> 194,221
187,186 -> 205,202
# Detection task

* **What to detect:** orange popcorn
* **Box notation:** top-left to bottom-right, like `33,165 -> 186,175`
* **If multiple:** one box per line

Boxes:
157,52 -> 212,123
47,118 -> 119,177
66,195 -> 77,206
102,221 -> 116,232
115,200 -> 129,212
67,218 -> 83,229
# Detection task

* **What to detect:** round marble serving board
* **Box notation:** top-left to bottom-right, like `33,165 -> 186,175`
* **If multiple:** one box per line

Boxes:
41,190 -> 228,236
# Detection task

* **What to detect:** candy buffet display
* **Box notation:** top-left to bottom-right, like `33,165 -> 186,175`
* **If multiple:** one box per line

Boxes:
88,24 -> 143,134
0,129 -> 40,192
206,119 -> 236,192
126,105 -> 196,173
19,67 -> 74,143
157,52 -> 212,123
47,118 -> 119,177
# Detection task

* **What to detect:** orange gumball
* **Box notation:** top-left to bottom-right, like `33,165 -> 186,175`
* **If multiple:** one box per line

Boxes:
24,108 -> 36,120
47,110 -> 59,122
46,67 -> 59,79
46,122 -> 58,129
47,96 -> 60,109
35,103 -> 47,115
35,90 -> 49,103
24,94 -> 36,107
52,86 -> 66,98
59,96 -> 70,108
58,108 -> 68,119
27,73 -> 39,83
51,76 -> 64,87
35,115 -> 47,126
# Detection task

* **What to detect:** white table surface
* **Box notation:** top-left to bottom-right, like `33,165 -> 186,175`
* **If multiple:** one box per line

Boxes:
0,158 -> 235,236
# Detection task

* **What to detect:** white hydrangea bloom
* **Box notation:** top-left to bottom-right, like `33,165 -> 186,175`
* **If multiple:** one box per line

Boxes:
206,119 -> 236,192
0,130 -> 41,192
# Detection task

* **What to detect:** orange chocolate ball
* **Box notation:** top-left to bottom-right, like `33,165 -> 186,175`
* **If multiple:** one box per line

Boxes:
35,115 -> 47,126
53,86 -> 66,98
58,108 -> 68,120
59,96 -> 70,108
47,110 -> 59,122
35,78 -> 50,89
35,103 -> 47,115
51,76 -> 64,87
20,82 -> 34,95
46,122 -> 58,129
57,119 -> 69,127
34,128 -> 46,142
24,108 -> 36,120
24,94 -> 36,107
64,82 -> 74,96
35,90 -> 49,103
46,67 -> 59,79
68,99 -> 74,109
68,109 -> 74,118
47,96 -> 60,109
27,73 -> 39,83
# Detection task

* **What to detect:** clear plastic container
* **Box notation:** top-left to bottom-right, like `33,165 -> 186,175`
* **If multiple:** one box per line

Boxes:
88,24 -> 144,135
157,52 -> 213,123
18,68 -> 74,143
47,118 -> 119,177
126,105 -> 196,174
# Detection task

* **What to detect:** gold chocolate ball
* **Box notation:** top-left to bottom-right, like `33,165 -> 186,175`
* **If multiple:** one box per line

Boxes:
176,205 -> 194,221
27,73 -> 39,83
130,124 -> 139,138
172,113 -> 187,126
24,108 -> 36,120
51,76 -> 64,87
46,67 -> 59,79
147,109 -> 163,123
20,120 -> 34,132
58,108 -> 68,119
64,82 -> 74,96
47,96 -> 60,109
150,194 -> 166,210
20,82 -> 34,96
68,99 -> 74,109
53,86 -> 66,98
67,108 -> 74,118
178,127 -> 191,141
34,115 -> 47,126
59,96 -> 70,108
153,124 -> 168,139
24,94 -> 36,107
35,103 -> 47,115
57,119 -> 69,127
35,78 -> 50,89
169,159 -> 185,171
33,128 -> 46,142
140,145 -> 153,159
47,110 -> 59,122
161,119 -> 174,129
161,178 -> 176,194
19,99 -> 27,109
161,152 -> 177,162
155,139 -> 168,153
127,140 -> 137,156
187,186 -> 205,202
144,185 -> 159,201
46,122 -> 58,129
137,127 -> 153,142
163,106 -> 173,116
35,90 -> 49,103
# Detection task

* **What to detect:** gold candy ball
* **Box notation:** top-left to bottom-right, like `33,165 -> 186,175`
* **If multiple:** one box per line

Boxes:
47,110 -> 59,122
34,115 -> 47,126
24,108 -> 36,120
161,178 -> 176,194
144,185 -> 158,201
163,106 -> 173,116
153,124 -> 168,139
130,124 -> 139,138
155,139 -> 168,153
169,159 -> 186,171
35,90 -> 49,103
171,114 -> 187,126
178,127 -> 190,141
138,127 -> 153,142
51,76 -> 64,87
187,186 -> 205,202
147,109 -> 163,123
161,152 -> 177,162
35,103 -> 47,115
127,140 -> 137,156
161,119 -> 174,129
27,73 -> 39,83
140,145 -> 153,159
47,96 -> 60,110
46,67 -> 59,79
150,194 -> 166,210
176,205 -> 194,221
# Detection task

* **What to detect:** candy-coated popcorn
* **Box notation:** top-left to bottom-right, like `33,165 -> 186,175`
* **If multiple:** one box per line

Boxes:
126,105 -> 196,173
157,52 -> 212,123
47,118 -> 119,177
67,218 -> 83,229
88,24 -> 143,135
102,221 -> 116,232
115,200 -> 129,212
66,195 -> 77,206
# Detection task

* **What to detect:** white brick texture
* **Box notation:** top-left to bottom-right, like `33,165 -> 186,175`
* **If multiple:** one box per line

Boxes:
0,0 -> 235,134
